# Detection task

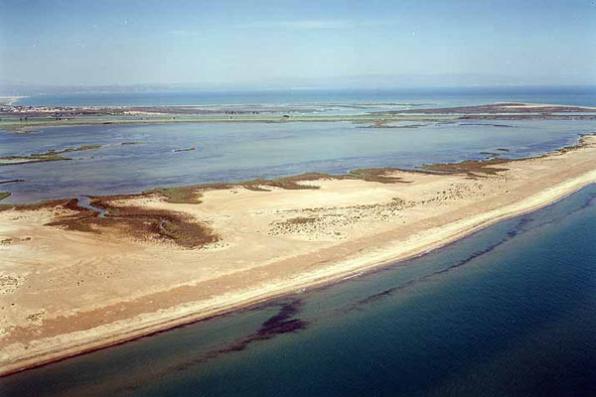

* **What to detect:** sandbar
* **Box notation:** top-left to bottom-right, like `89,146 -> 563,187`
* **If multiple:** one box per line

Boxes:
0,134 -> 595,376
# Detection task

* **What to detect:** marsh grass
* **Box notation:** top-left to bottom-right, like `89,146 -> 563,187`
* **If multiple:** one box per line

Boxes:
0,144 -> 103,165
47,198 -> 218,249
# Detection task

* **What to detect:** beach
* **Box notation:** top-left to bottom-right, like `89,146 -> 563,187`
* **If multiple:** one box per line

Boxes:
0,133 -> 595,376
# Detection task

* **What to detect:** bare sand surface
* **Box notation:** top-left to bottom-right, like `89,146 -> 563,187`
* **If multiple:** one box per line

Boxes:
1,135 -> 595,376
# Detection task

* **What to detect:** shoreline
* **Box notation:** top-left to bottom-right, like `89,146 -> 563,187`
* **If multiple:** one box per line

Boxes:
1,135 -> 595,377
0,96 -> 24,106
0,131 -> 592,208
2,173 -> 594,377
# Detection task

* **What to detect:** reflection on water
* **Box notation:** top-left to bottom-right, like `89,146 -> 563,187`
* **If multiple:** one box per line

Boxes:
1,119 -> 595,203
2,185 -> 595,397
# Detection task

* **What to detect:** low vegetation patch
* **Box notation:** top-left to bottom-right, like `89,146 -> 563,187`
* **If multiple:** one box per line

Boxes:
148,186 -> 203,204
347,169 -> 409,184
242,173 -> 330,191
47,198 -> 218,249
0,144 -> 103,165
422,158 -> 508,178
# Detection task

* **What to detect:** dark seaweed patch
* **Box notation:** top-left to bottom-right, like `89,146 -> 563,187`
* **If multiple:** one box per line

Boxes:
164,299 -> 308,375
103,299 -> 310,390
216,299 -> 307,354
350,191 -> 596,311
351,221 -> 528,307
0,178 -> 24,185
459,123 -> 514,128
353,220 -> 530,308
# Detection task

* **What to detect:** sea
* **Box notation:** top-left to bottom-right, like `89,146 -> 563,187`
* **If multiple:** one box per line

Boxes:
12,86 -> 596,108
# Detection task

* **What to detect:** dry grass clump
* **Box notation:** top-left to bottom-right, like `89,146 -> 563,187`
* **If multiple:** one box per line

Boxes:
422,158 -> 508,178
269,196 -> 412,238
148,186 -> 203,204
47,198 -> 218,249
242,173 -> 330,191
284,216 -> 318,225
347,169 -> 409,184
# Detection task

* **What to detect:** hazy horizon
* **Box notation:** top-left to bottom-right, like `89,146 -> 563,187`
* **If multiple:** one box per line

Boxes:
2,0 -> 596,92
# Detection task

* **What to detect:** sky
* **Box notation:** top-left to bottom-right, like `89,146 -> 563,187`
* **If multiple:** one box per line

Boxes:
1,0 -> 595,89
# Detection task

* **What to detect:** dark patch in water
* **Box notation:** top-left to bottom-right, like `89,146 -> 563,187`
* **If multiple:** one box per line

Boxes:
108,299 -> 308,393
458,123 -> 514,128
149,300 -> 308,377
351,191 -> 596,310
173,146 -> 196,153
120,141 -> 144,145
214,299 -> 307,355
0,178 -> 25,185
577,191 -> 596,211
352,217 -> 532,308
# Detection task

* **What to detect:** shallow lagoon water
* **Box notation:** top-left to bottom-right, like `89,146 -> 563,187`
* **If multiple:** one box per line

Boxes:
1,185 -> 594,397
1,119 -> 596,203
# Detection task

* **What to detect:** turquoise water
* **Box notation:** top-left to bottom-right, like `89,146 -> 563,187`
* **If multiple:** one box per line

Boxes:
2,119 -> 595,203
2,185 -> 595,397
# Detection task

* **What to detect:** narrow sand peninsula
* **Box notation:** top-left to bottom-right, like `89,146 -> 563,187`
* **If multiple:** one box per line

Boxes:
1,135 -> 595,376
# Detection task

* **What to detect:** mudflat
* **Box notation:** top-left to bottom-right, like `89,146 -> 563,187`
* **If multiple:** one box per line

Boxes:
1,135 -> 595,376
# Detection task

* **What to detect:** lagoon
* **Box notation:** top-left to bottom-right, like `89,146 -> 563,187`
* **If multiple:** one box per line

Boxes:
2,119 -> 596,204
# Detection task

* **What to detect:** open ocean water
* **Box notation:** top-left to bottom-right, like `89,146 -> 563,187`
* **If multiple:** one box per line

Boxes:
1,185 -> 595,397
13,86 -> 596,108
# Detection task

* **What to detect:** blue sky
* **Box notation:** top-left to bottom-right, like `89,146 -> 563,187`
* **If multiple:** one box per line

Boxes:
1,0 -> 595,88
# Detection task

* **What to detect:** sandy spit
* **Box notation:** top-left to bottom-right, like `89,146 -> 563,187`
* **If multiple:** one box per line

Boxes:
1,135 -> 595,376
